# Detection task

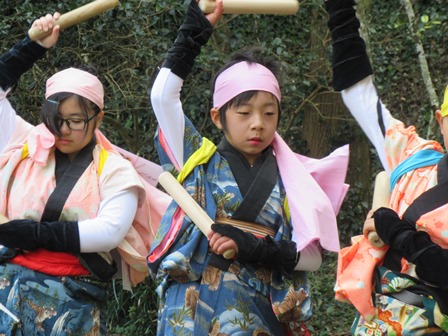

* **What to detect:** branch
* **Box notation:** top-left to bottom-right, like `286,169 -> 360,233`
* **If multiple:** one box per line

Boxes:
400,0 -> 439,138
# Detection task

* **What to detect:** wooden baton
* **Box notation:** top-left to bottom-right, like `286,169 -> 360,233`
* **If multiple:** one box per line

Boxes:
367,171 -> 390,248
158,171 -> 236,259
199,0 -> 299,15
28,0 -> 119,41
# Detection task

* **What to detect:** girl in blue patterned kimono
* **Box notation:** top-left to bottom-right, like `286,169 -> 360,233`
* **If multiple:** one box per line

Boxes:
147,1 -> 347,335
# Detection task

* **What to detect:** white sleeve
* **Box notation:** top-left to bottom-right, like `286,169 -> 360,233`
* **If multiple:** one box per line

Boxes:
341,75 -> 392,172
150,67 -> 186,168
77,187 -> 139,253
294,241 -> 322,271
0,88 -> 17,153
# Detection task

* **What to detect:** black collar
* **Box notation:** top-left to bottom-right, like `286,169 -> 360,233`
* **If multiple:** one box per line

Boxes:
41,137 -> 96,221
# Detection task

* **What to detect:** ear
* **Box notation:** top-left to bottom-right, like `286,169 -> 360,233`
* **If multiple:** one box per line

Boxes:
95,110 -> 105,129
210,108 -> 223,130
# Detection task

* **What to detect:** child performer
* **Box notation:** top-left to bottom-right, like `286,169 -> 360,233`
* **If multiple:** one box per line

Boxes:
147,1 -> 349,335
326,0 -> 448,333
0,12 -> 152,335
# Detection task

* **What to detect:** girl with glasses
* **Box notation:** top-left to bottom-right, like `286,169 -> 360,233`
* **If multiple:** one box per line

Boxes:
0,12 -> 149,335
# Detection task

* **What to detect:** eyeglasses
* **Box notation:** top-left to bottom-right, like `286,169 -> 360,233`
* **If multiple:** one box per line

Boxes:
57,115 -> 97,131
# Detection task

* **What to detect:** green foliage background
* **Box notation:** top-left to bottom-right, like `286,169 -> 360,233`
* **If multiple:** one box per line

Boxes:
1,0 -> 446,334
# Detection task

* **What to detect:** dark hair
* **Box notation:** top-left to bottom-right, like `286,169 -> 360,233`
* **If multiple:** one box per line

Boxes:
211,47 -> 282,130
40,65 -> 102,137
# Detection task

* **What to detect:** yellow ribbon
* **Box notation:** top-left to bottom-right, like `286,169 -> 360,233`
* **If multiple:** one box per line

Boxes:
441,85 -> 448,117
177,137 -> 217,183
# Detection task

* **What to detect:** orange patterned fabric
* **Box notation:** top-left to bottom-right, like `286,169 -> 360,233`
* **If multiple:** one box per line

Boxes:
335,115 -> 445,320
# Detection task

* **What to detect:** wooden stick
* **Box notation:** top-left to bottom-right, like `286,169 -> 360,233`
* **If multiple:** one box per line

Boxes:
199,0 -> 299,15
367,171 -> 390,247
28,0 -> 119,41
158,171 -> 236,259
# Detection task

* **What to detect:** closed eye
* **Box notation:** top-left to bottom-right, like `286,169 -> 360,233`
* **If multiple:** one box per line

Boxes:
68,119 -> 85,125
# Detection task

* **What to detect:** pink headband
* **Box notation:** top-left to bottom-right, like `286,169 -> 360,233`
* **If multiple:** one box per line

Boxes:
213,61 -> 281,109
45,68 -> 104,109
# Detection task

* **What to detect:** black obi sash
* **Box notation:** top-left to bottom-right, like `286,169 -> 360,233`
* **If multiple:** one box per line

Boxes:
400,153 -> 448,226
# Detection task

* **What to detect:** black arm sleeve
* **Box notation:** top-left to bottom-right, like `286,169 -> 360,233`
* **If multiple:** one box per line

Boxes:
326,0 -> 373,91
400,232 -> 448,290
374,207 -> 448,289
0,219 -> 80,253
0,36 -> 47,91
211,223 -> 298,276
162,0 -> 214,80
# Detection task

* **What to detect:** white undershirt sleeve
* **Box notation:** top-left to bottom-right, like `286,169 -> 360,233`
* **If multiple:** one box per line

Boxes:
150,67 -> 186,169
341,75 -> 392,172
294,241 -> 322,271
78,187 -> 139,253
0,88 -> 17,153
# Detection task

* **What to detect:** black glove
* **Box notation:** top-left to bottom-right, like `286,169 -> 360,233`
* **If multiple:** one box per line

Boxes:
326,0 -> 373,91
211,223 -> 298,275
0,36 -> 47,91
374,207 -> 448,289
162,0 -> 214,80
373,207 -> 415,247
0,219 -> 80,253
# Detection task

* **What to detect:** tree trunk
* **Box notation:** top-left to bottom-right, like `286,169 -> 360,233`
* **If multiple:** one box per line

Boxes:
400,0 -> 439,138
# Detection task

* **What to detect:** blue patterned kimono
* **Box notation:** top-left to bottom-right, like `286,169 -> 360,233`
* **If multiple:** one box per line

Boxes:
0,263 -> 108,335
147,117 -> 312,336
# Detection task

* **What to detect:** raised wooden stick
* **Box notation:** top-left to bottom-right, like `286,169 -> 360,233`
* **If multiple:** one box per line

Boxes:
158,171 -> 236,259
367,171 -> 390,247
28,0 -> 119,41
199,0 -> 299,15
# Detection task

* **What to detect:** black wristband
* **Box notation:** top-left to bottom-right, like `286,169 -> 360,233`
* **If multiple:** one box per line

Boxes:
162,0 -> 213,80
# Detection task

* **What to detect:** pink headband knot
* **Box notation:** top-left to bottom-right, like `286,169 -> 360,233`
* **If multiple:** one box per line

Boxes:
45,68 -> 104,109
213,61 -> 281,109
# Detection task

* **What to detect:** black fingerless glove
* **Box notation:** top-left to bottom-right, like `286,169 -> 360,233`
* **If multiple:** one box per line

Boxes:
162,0 -> 214,80
373,207 -> 415,246
0,36 -> 47,91
0,219 -> 80,253
211,223 -> 298,275
326,0 -> 373,91
374,207 -> 448,288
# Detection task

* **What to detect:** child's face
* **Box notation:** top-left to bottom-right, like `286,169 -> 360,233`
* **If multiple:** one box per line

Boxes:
212,91 -> 279,165
54,95 -> 103,161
